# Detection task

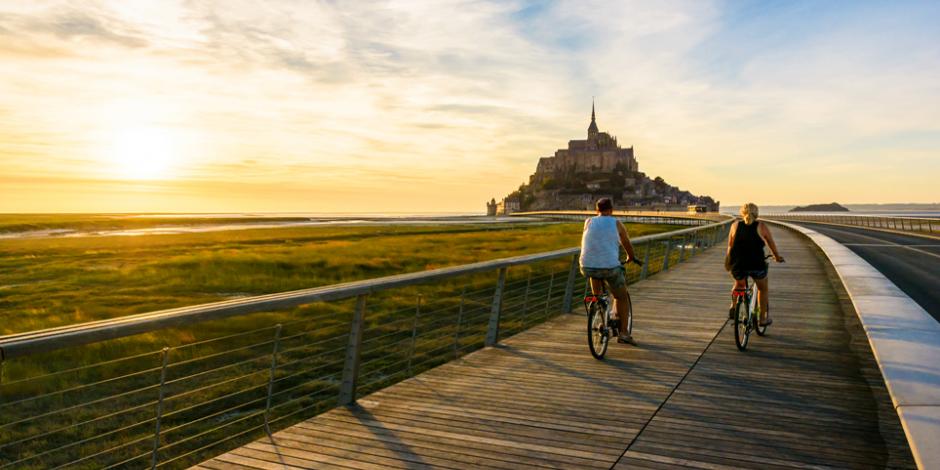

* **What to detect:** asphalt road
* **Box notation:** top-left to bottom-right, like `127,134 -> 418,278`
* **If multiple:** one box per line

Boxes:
789,221 -> 940,323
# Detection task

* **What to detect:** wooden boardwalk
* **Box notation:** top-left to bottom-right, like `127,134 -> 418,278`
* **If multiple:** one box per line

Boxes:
197,229 -> 914,469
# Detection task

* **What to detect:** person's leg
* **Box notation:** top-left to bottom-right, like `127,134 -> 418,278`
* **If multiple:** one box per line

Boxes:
730,275 -> 746,317
609,284 -> 631,332
589,278 -> 604,295
607,269 -> 634,343
755,276 -> 770,324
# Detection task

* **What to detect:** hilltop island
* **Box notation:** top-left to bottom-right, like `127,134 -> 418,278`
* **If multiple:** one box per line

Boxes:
789,202 -> 850,212
487,103 -> 719,215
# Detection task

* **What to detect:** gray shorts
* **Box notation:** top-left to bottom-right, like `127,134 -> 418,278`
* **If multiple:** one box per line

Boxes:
580,266 -> 626,290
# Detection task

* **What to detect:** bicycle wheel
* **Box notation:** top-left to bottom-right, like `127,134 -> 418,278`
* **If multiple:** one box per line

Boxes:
622,291 -> 633,337
733,298 -> 750,351
753,283 -> 767,336
587,301 -> 609,359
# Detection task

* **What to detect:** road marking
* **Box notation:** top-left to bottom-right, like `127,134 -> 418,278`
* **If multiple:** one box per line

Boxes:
813,226 -> 940,261
842,243 -> 940,248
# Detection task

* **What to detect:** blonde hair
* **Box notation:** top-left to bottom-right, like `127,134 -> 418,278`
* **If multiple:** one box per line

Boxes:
740,203 -> 759,225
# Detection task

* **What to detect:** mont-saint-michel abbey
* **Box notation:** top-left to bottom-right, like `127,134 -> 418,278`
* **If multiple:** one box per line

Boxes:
488,104 -> 719,215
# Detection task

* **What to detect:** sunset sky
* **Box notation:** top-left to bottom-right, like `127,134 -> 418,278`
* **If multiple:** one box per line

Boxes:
1,1 -> 938,213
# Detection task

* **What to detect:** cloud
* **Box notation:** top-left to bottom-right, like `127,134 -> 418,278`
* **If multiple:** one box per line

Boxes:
0,0 -> 938,212
0,7 -> 148,49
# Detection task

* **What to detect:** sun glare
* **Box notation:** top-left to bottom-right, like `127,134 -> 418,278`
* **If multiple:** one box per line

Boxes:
109,126 -> 178,180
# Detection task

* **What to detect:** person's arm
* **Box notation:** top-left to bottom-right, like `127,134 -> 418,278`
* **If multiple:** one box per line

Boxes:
616,220 -> 637,261
758,221 -> 785,262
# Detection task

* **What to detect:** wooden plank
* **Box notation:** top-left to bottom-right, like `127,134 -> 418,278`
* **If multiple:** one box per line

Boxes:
279,421 -> 575,470
260,427 -> 542,470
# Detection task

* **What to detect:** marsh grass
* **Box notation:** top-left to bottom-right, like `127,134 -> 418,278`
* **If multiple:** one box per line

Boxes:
0,214 -> 317,234
0,220 -> 681,468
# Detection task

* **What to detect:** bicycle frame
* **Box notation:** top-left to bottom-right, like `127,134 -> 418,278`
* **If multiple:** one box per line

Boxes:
732,274 -> 765,351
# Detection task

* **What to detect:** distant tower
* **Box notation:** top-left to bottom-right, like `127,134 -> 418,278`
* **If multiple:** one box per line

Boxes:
587,99 -> 599,140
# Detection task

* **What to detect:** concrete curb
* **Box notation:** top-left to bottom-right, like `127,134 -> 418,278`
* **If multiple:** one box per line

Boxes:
768,220 -> 940,470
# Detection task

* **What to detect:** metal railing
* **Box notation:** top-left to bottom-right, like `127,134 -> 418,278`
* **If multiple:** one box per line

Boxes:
0,220 -> 732,469
513,212 -> 720,226
766,213 -> 937,236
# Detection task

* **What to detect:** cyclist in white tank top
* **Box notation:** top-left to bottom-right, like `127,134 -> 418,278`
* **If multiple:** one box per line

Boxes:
579,198 -> 640,345
580,215 -> 621,269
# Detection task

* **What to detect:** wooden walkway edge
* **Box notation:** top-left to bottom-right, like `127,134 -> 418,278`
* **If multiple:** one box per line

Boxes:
197,228 -> 914,469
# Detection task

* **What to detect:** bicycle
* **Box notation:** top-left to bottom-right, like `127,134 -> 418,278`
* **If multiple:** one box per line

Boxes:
732,255 -> 775,351
584,259 -> 641,360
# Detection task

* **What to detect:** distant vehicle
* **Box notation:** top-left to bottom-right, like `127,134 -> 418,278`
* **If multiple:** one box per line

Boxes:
688,204 -> 709,214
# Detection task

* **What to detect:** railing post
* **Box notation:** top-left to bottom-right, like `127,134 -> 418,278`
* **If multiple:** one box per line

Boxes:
544,272 -> 555,316
338,294 -> 368,406
640,242 -> 651,280
263,324 -> 282,434
661,240 -> 672,271
486,268 -> 507,346
454,287 -> 465,359
521,272 -> 532,322
691,232 -> 699,256
678,236 -> 686,262
407,295 -> 422,373
562,255 -> 579,313
150,348 -> 170,470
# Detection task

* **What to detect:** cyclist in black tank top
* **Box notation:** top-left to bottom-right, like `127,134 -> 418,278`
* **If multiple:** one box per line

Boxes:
729,221 -> 768,275
727,203 -> 785,327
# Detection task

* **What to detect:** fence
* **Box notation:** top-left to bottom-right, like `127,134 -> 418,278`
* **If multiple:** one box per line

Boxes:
766,213 -> 937,236
0,220 -> 732,469
513,212 -> 717,226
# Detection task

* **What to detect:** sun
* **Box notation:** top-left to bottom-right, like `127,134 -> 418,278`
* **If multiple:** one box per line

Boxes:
109,126 -> 178,180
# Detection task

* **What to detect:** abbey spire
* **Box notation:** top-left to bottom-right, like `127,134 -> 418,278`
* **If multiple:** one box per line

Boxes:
587,99 -> 599,139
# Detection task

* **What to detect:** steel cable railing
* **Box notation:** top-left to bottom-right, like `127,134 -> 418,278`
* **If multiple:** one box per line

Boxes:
766,213 -> 937,236
0,219 -> 731,469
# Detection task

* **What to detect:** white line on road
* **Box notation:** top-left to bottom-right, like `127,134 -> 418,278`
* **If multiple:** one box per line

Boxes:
842,243 -> 940,247
817,226 -> 940,261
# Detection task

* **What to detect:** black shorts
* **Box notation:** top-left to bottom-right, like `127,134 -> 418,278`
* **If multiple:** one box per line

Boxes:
732,267 -> 768,281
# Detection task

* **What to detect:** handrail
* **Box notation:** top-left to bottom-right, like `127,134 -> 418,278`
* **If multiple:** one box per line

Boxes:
767,212 -> 939,221
766,213 -> 938,236
512,210 -> 727,224
0,220 -> 732,360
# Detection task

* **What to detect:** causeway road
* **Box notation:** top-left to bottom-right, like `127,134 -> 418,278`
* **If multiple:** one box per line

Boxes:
789,221 -> 940,323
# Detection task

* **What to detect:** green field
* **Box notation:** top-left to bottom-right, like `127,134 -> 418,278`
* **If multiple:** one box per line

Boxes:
0,218 -> 686,469
0,220 -> 676,335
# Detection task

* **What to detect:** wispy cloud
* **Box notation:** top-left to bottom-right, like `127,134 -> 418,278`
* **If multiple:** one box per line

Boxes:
0,0 -> 938,212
